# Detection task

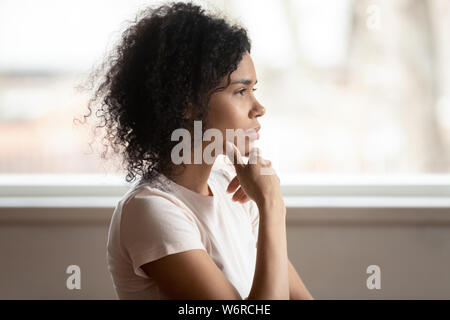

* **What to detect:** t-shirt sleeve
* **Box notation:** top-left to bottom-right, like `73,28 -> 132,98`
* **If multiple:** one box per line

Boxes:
120,192 -> 206,278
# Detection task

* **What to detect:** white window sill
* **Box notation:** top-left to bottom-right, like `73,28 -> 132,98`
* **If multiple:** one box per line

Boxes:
0,173 -> 449,208
0,196 -> 450,209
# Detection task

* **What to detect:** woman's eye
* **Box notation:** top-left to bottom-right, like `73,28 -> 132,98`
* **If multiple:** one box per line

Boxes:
237,88 -> 257,95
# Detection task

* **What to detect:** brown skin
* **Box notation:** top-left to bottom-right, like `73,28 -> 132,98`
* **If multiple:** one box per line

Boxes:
165,51 -> 264,198
206,50 -> 264,157
138,51 -> 313,299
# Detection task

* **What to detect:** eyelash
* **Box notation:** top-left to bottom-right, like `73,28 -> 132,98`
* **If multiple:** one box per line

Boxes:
237,88 -> 257,96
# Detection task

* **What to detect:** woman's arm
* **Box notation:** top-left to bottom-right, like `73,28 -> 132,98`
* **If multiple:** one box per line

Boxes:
140,151 -> 290,300
140,200 -> 289,300
246,200 -> 289,300
288,258 -> 314,300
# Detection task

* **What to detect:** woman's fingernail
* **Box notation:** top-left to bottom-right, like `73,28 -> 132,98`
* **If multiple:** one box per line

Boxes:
225,141 -> 234,162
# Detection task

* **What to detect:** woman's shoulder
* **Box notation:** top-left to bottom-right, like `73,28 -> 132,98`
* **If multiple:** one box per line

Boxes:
118,184 -> 202,234
118,176 -> 191,219
123,183 -> 186,212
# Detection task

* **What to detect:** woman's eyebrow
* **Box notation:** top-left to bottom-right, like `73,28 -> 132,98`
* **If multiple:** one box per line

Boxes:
230,79 -> 258,85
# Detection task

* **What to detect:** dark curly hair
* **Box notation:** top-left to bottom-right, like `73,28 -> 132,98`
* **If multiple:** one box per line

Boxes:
76,1 -> 251,183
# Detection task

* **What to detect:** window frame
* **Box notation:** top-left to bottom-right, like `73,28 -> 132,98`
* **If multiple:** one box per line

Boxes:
0,173 -> 449,209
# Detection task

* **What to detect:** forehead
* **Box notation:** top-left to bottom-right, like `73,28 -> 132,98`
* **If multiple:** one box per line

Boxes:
230,52 -> 256,80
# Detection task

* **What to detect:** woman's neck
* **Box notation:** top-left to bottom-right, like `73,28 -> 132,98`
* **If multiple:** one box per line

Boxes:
168,163 -> 214,196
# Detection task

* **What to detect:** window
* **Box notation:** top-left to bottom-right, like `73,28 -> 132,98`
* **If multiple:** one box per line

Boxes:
0,0 -> 449,195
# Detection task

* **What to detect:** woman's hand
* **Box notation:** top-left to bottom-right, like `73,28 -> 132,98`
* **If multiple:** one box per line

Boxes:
224,141 -> 283,209
227,175 -> 250,203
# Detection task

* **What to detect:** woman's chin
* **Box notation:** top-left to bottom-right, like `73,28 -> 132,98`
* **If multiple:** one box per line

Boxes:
234,140 -> 255,158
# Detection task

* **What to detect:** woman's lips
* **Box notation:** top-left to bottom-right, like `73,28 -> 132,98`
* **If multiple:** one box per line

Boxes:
245,127 -> 260,140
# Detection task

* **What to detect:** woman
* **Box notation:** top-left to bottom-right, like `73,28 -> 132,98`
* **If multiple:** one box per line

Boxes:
86,1 -> 313,300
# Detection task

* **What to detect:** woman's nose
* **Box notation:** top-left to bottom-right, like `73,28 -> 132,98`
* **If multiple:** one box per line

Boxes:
251,101 -> 265,118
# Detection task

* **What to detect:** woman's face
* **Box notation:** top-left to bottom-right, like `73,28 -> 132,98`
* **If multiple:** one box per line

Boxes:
206,51 -> 265,157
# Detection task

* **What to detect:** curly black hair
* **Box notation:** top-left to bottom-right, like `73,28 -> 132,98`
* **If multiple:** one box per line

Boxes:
76,1 -> 251,183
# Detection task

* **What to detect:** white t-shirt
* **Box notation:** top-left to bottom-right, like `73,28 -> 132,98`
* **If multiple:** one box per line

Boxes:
106,156 -> 259,299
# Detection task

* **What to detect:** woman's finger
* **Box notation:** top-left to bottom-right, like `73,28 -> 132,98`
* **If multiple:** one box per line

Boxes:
248,147 -> 262,165
238,194 -> 250,203
231,188 -> 240,201
232,187 -> 244,201
225,141 -> 245,168
227,175 -> 240,193
232,187 -> 249,202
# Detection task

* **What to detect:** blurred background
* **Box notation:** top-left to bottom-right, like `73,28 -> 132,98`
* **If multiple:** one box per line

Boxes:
0,0 -> 449,300
1,0 -> 449,178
